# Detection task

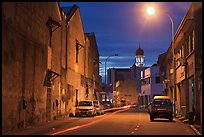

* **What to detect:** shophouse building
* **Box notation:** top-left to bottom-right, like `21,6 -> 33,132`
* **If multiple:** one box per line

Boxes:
160,2 -> 202,124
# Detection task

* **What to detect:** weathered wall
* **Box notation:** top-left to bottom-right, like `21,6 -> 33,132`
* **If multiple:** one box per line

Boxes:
85,32 -> 101,101
2,2 -> 61,132
116,80 -> 139,106
66,8 -> 87,115
2,3 -> 102,133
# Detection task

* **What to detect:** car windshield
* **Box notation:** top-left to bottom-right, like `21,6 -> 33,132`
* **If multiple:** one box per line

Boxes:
93,101 -> 99,105
78,101 -> 92,106
152,99 -> 172,106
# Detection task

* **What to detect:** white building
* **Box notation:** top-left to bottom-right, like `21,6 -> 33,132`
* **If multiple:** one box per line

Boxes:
139,64 -> 164,107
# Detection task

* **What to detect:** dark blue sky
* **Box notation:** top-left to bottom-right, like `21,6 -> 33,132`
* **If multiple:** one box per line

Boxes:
59,2 -> 191,82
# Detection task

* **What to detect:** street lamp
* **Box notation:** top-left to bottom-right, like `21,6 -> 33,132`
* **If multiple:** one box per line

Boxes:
146,6 -> 176,115
104,54 -> 118,84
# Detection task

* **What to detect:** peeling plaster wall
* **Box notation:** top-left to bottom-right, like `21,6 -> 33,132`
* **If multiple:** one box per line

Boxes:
2,2 -> 61,132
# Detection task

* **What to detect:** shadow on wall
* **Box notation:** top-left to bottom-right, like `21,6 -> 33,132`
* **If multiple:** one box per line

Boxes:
17,98 -> 24,129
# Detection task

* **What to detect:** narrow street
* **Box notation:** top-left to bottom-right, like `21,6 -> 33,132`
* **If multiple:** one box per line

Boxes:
2,2 -> 202,135
57,108 -> 196,135
5,107 -> 197,135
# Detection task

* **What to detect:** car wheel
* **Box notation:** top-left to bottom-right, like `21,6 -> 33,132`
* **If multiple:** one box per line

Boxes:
150,115 -> 154,121
169,117 -> 173,122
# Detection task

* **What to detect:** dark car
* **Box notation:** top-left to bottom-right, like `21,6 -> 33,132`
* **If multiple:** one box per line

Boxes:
148,96 -> 173,122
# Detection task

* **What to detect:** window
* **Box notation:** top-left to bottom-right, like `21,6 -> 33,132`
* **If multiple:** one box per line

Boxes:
148,77 -> 151,84
188,31 -> 194,55
78,101 -> 92,106
180,46 -> 183,57
76,45 -> 79,63
155,76 -> 160,83
140,71 -> 143,79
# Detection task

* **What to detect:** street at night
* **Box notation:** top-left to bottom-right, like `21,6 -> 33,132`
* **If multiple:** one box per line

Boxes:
58,108 -> 196,135
2,2 -> 202,135
4,107 -> 197,135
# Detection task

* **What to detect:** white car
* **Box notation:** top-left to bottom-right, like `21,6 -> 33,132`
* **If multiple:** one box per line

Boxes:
93,100 -> 104,115
75,100 -> 96,117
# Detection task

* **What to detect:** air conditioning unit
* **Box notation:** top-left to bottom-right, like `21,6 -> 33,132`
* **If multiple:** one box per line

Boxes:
180,58 -> 187,66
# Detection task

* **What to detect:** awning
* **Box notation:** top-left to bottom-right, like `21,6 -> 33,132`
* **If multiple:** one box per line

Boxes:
44,69 -> 61,87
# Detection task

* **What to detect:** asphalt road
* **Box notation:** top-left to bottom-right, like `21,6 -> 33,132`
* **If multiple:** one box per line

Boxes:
49,107 -> 196,135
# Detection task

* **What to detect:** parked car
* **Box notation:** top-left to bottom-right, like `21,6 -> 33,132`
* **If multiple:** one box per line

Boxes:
93,100 -> 104,115
102,101 -> 113,109
147,96 -> 173,122
75,100 -> 96,117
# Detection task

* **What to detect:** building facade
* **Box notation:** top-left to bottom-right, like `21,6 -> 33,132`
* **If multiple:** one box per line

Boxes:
139,64 -> 163,107
108,47 -> 148,107
160,2 -> 202,124
2,2 -> 102,133
2,2 -> 62,132
114,80 -> 139,107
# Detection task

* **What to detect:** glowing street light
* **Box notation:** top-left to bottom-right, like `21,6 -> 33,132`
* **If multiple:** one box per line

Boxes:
146,6 -> 176,116
146,6 -> 156,15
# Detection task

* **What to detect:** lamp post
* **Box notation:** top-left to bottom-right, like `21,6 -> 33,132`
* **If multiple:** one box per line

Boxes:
146,7 -> 176,116
104,54 -> 118,102
105,54 -> 118,84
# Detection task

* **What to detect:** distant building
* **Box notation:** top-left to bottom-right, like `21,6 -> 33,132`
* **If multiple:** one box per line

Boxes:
114,80 -> 139,107
108,47 -> 148,106
139,64 -> 163,107
135,45 -> 145,67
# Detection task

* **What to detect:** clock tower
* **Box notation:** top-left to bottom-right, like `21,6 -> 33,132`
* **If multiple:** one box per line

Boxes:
135,46 -> 145,67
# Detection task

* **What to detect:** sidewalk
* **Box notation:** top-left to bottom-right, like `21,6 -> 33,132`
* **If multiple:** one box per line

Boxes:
3,116 -> 77,135
3,107 -> 123,135
175,115 -> 202,135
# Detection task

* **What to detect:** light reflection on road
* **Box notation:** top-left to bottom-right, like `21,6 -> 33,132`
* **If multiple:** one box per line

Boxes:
50,107 -> 129,135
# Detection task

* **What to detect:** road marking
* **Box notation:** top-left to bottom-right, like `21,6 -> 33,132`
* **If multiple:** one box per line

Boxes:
135,128 -> 138,130
131,131 -> 134,134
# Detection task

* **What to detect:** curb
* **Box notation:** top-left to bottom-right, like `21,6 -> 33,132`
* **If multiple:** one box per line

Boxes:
2,116 -> 76,135
189,125 -> 201,135
175,117 -> 201,135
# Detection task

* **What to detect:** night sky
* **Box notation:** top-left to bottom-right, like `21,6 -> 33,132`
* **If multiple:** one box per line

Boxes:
59,2 -> 191,82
